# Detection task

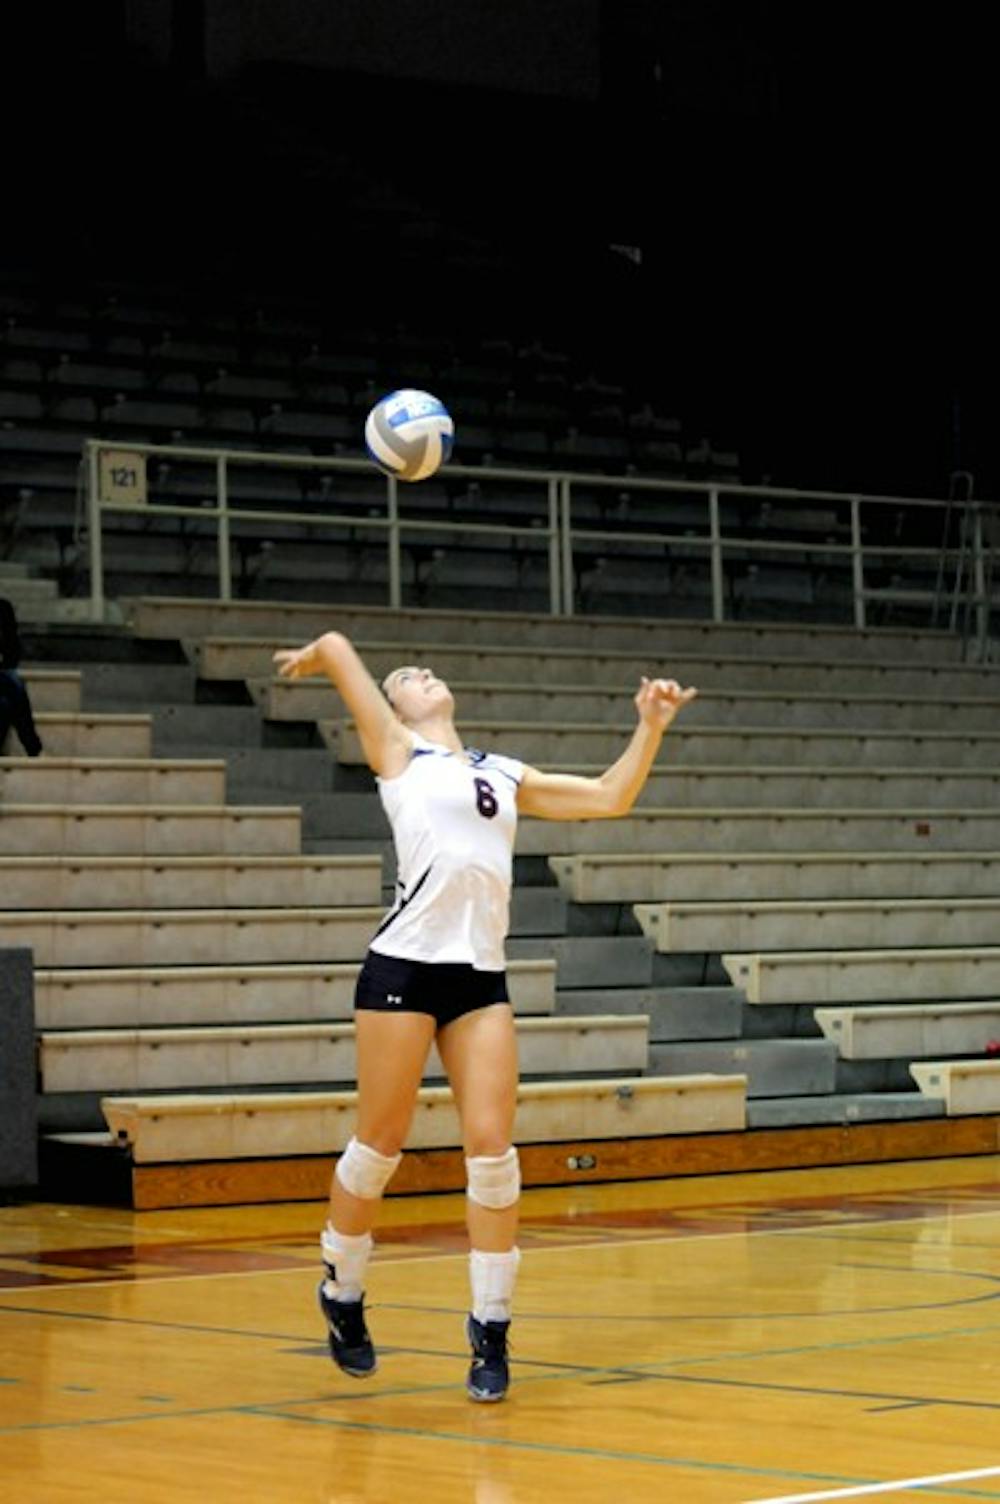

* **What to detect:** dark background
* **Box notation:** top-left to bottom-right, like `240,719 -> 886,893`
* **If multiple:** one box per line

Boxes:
2,1 -> 995,500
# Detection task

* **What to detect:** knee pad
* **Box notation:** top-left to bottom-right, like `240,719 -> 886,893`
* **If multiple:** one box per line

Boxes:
466,1146 -> 520,1210
335,1137 -> 401,1200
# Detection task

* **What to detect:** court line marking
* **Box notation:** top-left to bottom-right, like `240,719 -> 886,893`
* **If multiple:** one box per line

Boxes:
746,1462 -> 1000,1502
4,1202 -> 1000,1295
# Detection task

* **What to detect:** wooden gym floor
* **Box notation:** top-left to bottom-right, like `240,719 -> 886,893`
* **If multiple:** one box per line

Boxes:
3,1157 -> 1000,1503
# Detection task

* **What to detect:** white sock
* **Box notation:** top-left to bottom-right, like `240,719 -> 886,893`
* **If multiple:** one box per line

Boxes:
320,1223 -> 372,1303
469,1247 -> 521,1324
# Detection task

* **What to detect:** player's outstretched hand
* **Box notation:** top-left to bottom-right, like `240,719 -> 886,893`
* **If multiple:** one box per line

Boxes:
273,645 -> 315,680
634,675 -> 698,730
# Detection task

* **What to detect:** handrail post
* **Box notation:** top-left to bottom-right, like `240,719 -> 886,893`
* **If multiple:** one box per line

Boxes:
216,454 -> 232,602
387,475 -> 402,609
973,503 -> 988,658
547,476 -> 562,615
86,441 -> 105,623
560,476 -> 575,617
708,487 -> 724,623
850,495 -> 866,630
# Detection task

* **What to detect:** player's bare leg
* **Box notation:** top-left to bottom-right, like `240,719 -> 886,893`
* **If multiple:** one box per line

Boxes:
319,1009 -> 435,1375
438,1003 -> 520,1400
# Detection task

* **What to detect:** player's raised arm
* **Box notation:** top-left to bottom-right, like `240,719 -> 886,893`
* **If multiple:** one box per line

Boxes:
516,676 -> 697,821
273,632 -> 411,778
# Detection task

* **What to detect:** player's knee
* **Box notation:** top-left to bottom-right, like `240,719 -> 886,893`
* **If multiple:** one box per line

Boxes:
335,1136 -> 402,1200
466,1146 -> 520,1210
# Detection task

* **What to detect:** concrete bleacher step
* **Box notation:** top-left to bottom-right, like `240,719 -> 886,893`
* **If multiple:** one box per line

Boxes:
0,906 -> 385,967
724,947 -> 1000,1004
229,788 -> 386,842
518,808 -> 999,858
100,1072 -> 748,1163
111,704 -> 266,750
33,958 -> 556,1029
815,1001 -> 1000,1059
555,985 -> 744,1040
191,635 -> 1000,698
635,896 -> 1000,953
509,885 -> 568,935
42,661 -> 197,706
122,595 -> 966,663
549,851 -> 1000,904
910,1060 -> 1000,1114
19,669 -> 82,711
747,1092 -> 945,1128
253,676 -> 1000,733
325,719 -> 1000,771
0,757 -> 226,805
0,804 -> 301,855
164,745 -> 337,795
0,853 -> 381,910
588,765 -> 1000,811
39,1014 -> 648,1094
508,934 -> 653,988
647,1038 -> 837,1097
21,713 -> 153,758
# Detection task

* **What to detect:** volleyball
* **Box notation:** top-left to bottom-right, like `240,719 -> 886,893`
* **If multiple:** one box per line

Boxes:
364,389 -> 454,482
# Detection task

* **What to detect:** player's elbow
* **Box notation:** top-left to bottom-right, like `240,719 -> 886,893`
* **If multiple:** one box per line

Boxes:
594,779 -> 633,819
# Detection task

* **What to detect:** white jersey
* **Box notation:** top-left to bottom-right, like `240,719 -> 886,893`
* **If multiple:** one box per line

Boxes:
371,733 -> 524,971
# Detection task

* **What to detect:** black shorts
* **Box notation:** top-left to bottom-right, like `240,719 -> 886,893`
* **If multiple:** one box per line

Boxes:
354,949 -> 510,1028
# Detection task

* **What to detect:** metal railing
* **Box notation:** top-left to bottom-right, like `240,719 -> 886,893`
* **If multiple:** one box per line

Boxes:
82,438 -> 999,653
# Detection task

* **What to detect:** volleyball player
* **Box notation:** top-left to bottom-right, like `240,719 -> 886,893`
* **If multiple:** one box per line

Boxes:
273,631 -> 696,1401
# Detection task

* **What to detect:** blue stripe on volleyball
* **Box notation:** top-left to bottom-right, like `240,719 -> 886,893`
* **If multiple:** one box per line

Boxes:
384,397 -> 450,427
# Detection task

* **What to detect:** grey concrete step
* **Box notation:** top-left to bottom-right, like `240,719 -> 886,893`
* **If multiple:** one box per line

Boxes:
555,985 -> 744,1041
21,713 -> 153,759
150,705 -> 268,749
509,886 -> 569,935
325,719 -> 1000,771
647,1037 -> 837,1097
549,852 -> 1000,904
48,662 -> 196,705
34,958 -> 556,1029
816,1001 -> 1000,1060
101,1071 -> 748,1162
586,765 -> 1000,810
0,906 -> 383,968
122,595 -> 965,663
165,745 -> 337,794
257,677 -> 1000,733
517,809 -> 1000,858
233,787 -> 387,840
0,804 -> 301,856
725,947 -> 1000,1004
747,1093 -> 944,1128
636,897 -> 1000,953
192,636 -> 1000,697
40,1014 -> 648,1094
508,934 -> 653,988
0,854 -> 381,910
0,757 -> 226,806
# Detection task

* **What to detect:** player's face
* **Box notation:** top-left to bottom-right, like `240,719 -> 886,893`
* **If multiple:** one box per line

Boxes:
382,665 -> 454,723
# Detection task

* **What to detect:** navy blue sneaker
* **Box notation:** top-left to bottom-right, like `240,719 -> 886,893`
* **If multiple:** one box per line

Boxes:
466,1314 -> 510,1402
318,1284 -> 377,1377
